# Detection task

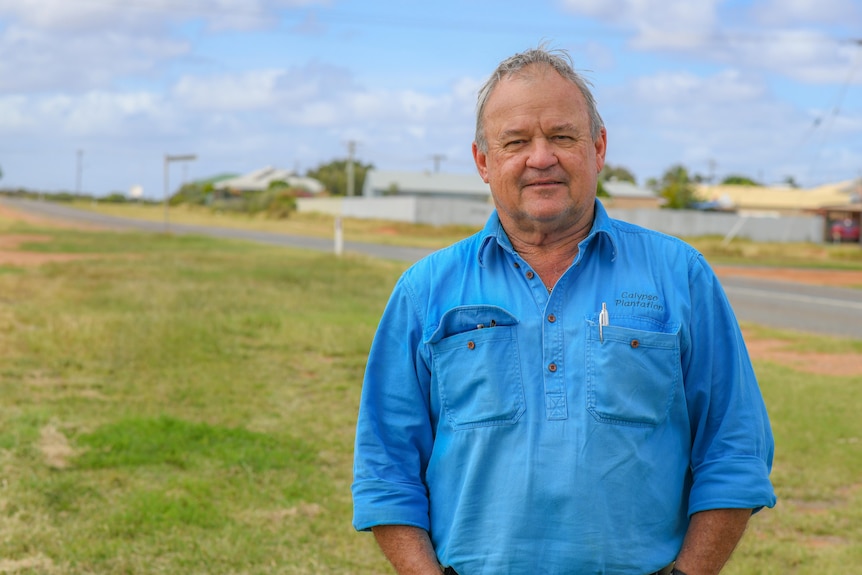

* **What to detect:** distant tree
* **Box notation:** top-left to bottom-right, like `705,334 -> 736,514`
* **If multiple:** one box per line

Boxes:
306,159 -> 374,197
599,164 -> 637,184
658,164 -> 697,209
384,183 -> 399,196
171,181 -> 216,206
721,174 -> 761,186
596,179 -> 610,198
782,175 -> 800,188
100,192 -> 128,204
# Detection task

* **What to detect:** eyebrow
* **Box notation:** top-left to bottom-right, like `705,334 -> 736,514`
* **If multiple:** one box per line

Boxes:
497,122 -> 581,141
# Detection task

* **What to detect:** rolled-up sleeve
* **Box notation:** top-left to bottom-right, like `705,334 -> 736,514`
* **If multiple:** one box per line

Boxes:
352,276 -> 434,531
683,255 -> 776,514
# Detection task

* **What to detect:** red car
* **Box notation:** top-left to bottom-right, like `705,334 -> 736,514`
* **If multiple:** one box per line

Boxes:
830,218 -> 860,242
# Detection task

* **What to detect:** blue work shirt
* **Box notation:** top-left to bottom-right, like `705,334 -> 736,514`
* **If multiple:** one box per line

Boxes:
352,201 -> 776,574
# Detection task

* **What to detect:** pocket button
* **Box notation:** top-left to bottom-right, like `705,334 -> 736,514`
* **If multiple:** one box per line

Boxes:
630,339 -> 640,348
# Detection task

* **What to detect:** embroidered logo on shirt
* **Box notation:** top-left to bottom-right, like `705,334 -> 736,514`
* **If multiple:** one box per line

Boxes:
616,291 -> 664,312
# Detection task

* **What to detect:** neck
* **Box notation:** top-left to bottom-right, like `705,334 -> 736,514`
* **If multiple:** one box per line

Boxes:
509,225 -> 589,291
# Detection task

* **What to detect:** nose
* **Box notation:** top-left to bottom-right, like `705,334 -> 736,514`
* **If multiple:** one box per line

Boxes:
525,138 -> 559,170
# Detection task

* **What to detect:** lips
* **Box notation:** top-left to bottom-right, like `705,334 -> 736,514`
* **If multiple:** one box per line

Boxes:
523,178 -> 566,190
521,170 -> 568,188
527,179 -> 562,186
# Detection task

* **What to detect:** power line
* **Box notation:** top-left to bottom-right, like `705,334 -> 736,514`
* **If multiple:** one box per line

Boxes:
806,39 -> 862,181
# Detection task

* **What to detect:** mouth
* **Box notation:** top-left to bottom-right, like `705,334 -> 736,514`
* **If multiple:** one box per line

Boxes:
523,179 -> 565,190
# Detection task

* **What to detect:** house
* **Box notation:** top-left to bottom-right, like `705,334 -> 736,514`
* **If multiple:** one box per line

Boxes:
214,166 -> 325,195
695,178 -> 861,216
362,169 -> 491,203
600,179 -> 661,209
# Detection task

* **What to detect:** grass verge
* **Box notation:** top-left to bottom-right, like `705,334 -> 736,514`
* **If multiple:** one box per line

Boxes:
70,202 -> 862,272
0,216 -> 859,574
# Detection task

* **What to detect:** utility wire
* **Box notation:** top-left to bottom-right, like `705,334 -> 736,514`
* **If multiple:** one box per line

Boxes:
806,40 -> 862,182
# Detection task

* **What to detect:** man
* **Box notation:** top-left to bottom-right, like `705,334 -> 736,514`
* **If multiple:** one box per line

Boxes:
352,47 -> 776,575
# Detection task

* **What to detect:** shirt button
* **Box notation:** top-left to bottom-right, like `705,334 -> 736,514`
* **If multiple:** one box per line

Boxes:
513,262 -> 521,269
548,363 -> 557,372
548,314 -> 556,323
630,339 -> 640,348
467,341 -> 475,350
525,271 -> 535,279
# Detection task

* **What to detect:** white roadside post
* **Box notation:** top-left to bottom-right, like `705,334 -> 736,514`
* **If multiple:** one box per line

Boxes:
334,216 -> 344,256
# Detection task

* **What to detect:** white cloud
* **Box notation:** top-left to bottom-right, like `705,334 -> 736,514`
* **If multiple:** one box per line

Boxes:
748,0 -> 861,25
629,69 -> 767,105
64,92 -> 163,136
0,0 -> 330,33
0,24 -> 188,93
0,95 -> 32,131
559,0 -> 861,86
173,70 -> 285,110
0,0 -> 330,94
601,67 -> 814,182
0,90 -> 164,137
559,0 -> 722,50
727,30 -> 862,84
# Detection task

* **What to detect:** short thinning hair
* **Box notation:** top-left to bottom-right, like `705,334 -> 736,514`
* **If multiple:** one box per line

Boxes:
474,46 -> 604,153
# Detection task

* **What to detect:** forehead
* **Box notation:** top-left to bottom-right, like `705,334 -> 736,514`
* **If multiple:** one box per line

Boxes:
483,65 -> 588,129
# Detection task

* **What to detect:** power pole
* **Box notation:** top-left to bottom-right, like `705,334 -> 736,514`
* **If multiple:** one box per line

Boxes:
430,154 -> 446,173
346,140 -> 356,196
163,153 -> 197,233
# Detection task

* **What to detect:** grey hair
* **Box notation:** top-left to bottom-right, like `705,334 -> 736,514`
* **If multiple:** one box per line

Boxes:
474,46 -> 604,153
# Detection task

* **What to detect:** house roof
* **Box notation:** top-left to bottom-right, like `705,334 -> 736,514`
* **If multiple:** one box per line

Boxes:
603,180 -> 657,199
364,170 -> 490,196
215,166 -> 324,194
696,179 -> 861,211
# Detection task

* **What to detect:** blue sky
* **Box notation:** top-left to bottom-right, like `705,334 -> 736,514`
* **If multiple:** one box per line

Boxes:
0,0 -> 860,199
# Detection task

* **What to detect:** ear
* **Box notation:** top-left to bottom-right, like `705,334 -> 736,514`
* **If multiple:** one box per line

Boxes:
594,127 -> 607,174
472,142 -> 490,183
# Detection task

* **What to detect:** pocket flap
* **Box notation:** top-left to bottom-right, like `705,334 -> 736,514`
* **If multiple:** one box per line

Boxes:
426,305 -> 519,344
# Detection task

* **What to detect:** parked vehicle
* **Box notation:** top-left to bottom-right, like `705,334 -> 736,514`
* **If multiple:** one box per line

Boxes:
830,218 -> 860,243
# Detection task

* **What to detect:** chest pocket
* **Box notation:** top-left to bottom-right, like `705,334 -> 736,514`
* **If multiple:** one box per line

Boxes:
426,306 -> 524,430
585,317 -> 681,427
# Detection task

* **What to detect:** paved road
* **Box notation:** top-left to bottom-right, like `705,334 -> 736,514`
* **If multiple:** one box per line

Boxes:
720,276 -> 862,340
3,196 -> 861,340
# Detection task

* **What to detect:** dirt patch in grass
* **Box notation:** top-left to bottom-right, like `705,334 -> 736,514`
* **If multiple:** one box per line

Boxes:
0,555 -> 58,574
742,330 -> 862,377
0,234 -> 98,267
39,425 -> 76,469
1,201 -> 104,266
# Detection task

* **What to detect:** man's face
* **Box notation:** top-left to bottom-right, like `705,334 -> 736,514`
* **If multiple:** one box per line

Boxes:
473,65 -> 607,237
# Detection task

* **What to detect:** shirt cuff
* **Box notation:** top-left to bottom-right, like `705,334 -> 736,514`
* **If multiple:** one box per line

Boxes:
688,456 -> 777,515
352,478 -> 431,532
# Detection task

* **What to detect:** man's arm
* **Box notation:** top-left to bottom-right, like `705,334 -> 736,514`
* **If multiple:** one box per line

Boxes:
372,525 -> 442,575
673,508 -> 751,575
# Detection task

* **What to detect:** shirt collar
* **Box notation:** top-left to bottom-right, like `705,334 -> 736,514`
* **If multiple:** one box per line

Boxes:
478,199 -> 619,266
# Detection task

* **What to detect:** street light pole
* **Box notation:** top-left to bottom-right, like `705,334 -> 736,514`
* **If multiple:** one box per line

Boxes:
163,154 -> 197,233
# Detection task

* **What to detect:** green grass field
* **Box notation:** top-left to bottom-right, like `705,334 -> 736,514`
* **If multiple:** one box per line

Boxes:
1,211 -> 860,574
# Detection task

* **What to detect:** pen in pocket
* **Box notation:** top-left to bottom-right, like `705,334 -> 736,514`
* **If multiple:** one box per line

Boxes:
599,302 -> 609,342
